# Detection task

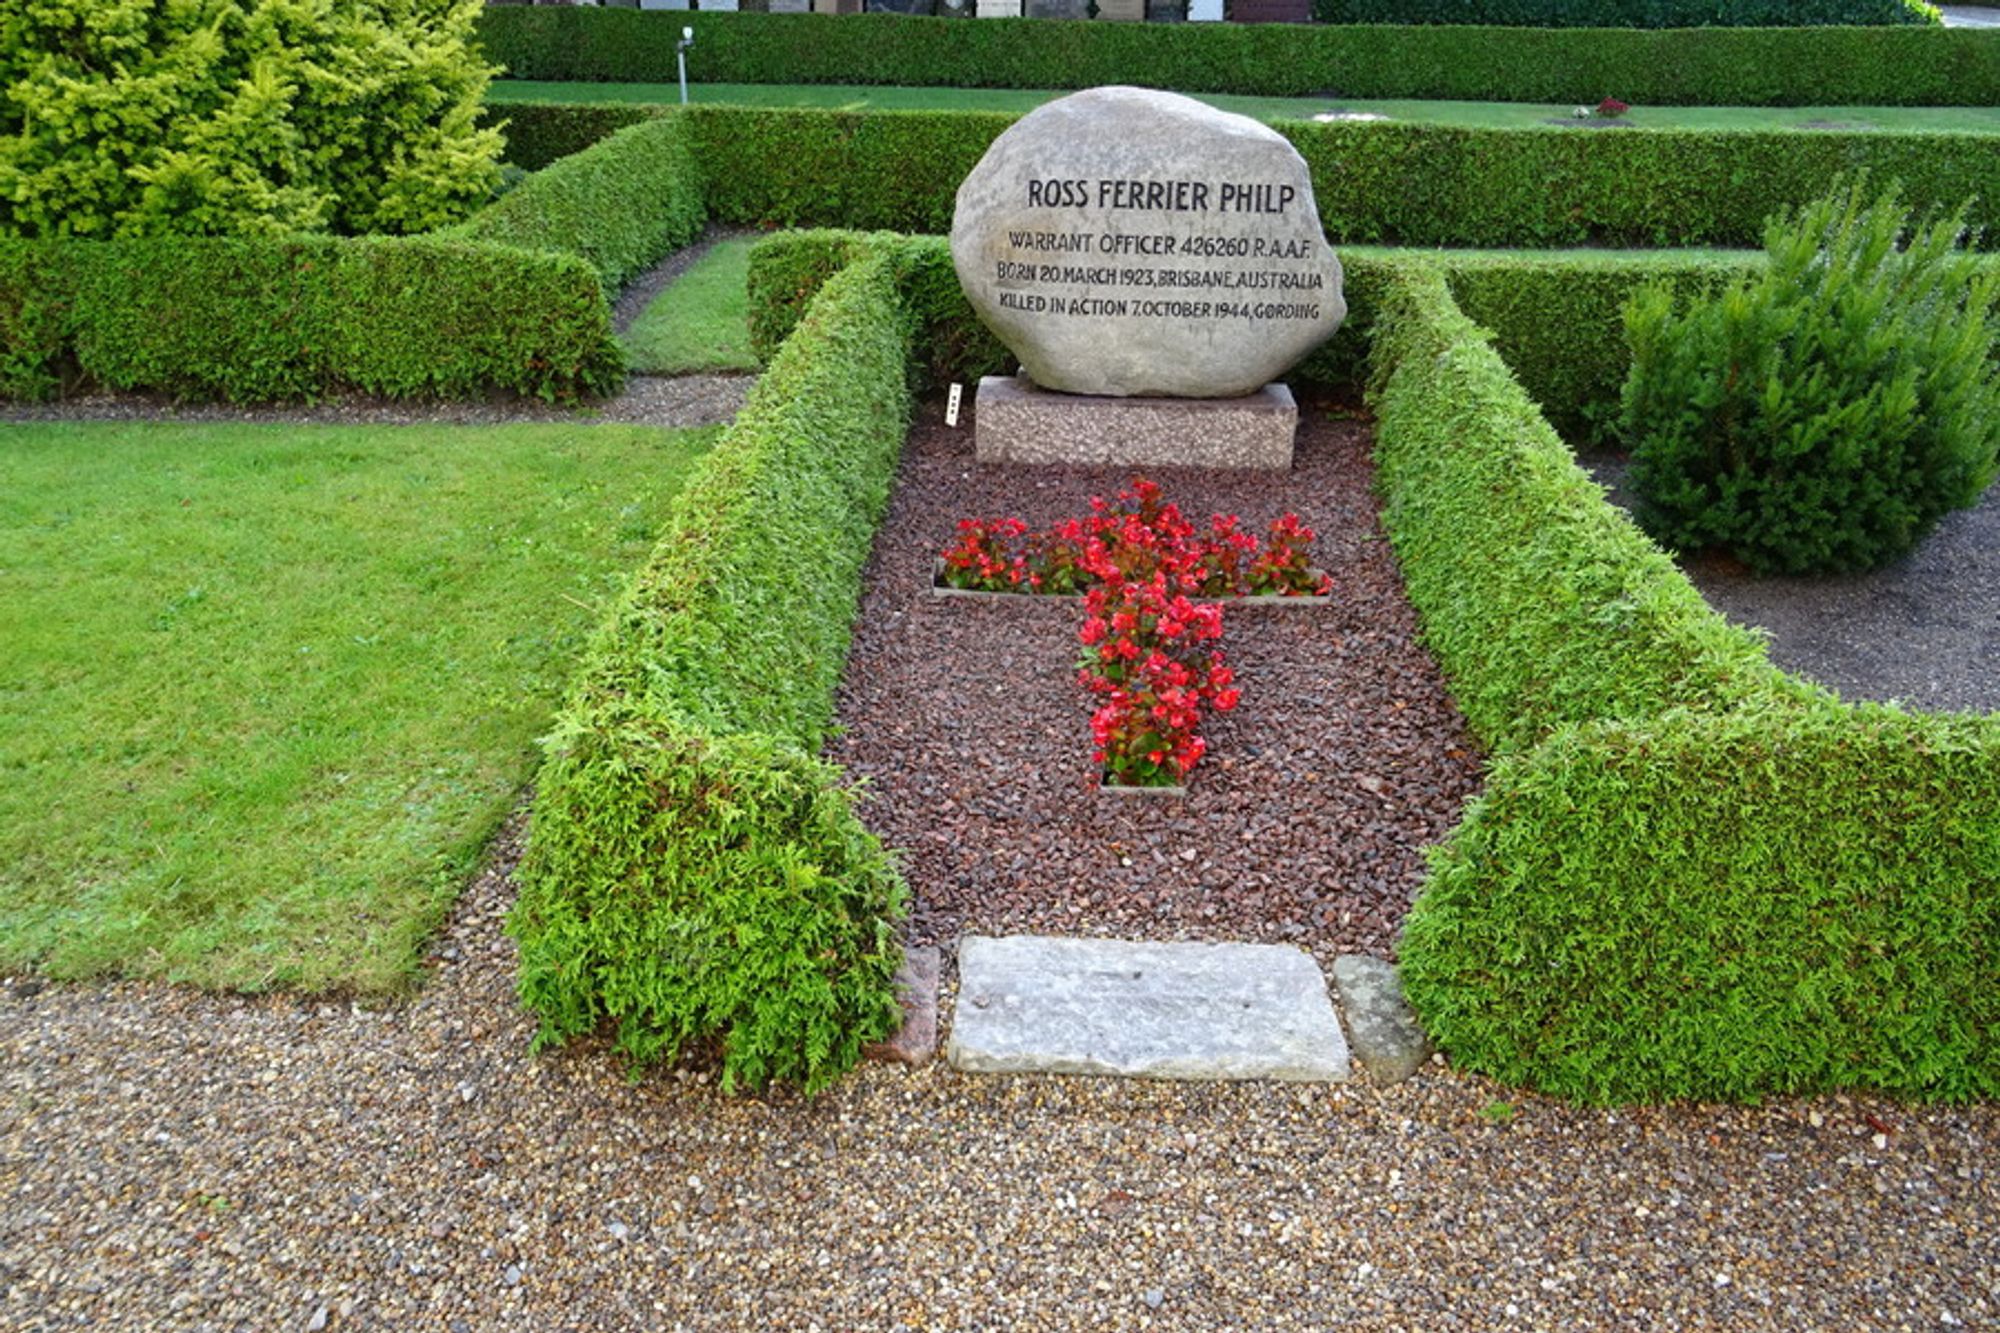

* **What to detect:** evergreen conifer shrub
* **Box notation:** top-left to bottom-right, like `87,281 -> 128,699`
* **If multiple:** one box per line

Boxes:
1620,182 -> 2000,574
0,0 -> 504,238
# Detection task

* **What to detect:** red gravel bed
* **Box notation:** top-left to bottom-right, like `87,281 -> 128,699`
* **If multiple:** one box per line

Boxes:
827,396 -> 1485,965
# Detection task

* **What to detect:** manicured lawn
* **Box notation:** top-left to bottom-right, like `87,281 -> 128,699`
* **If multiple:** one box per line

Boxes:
488,80 -> 2000,135
0,421 -> 714,993
623,235 -> 760,374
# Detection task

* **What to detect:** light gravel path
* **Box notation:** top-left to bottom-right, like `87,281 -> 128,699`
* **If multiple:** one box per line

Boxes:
2,823 -> 1996,1331
0,374 -> 752,434
1591,460 -> 2000,716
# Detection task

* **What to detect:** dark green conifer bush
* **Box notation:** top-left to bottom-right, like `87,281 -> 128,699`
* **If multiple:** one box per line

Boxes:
0,0 -> 503,238
1621,182 -> 2000,574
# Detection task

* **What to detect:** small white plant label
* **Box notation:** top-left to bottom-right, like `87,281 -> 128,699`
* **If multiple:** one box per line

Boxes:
946,382 -> 963,427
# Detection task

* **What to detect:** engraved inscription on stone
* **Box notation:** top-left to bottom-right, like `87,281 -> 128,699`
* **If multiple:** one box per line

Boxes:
951,86 -> 1346,399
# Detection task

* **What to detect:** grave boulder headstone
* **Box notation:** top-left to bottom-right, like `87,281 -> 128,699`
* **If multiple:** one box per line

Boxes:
951,86 -> 1344,401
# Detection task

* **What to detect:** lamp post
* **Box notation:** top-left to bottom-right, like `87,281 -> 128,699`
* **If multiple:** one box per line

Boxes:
677,26 -> 694,106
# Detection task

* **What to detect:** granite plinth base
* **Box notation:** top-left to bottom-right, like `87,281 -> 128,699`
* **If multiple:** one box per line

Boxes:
973,376 -> 1296,470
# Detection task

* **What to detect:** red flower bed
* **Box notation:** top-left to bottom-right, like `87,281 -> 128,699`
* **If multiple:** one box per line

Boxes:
938,479 -> 1329,787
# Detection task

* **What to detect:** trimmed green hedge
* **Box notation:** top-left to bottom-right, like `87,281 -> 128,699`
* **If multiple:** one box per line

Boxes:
0,236 -> 623,403
484,102 -> 662,174
474,10 -> 1994,107
1294,121 -> 2000,249
1431,251 -> 1756,443
1365,262 -> 1816,754
748,229 -> 1010,387
1316,0 -> 1934,26
742,228 -> 1754,444
1369,261 -> 1999,1102
545,106 -> 2000,252
1401,705 -> 2000,1102
454,116 -> 704,290
509,252 -> 915,1093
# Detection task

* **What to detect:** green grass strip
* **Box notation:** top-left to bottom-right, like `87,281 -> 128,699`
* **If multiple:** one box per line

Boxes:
622,236 -> 761,375
0,421 -> 714,992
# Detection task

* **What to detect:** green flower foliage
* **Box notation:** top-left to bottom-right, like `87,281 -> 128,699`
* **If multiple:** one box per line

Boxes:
476,9 -> 1984,107
453,116 -> 704,292
509,253 -> 914,1092
1400,705 -> 2000,1104
1622,182 -> 2000,574
0,0 -> 504,239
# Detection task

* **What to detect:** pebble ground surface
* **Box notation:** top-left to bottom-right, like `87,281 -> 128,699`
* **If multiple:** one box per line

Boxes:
1591,457 -> 2000,715
3,824 -> 1997,1332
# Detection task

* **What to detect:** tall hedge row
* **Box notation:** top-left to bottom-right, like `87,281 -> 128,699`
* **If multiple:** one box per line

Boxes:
508,252 -> 915,1094
1367,263 -> 2000,1102
454,116 -> 705,290
1316,0 -> 1934,25
0,236 -> 622,403
474,9 -> 1995,107
494,105 -> 2000,253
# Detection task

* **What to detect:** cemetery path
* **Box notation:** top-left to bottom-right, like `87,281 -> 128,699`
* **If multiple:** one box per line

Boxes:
609,226 -> 758,334
1591,457 -> 2000,716
2,821 -> 1996,1330
826,400 -> 1484,970
0,372 -> 752,433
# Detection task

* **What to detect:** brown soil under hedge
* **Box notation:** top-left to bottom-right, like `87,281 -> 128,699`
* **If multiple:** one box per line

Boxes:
827,395 -> 1485,966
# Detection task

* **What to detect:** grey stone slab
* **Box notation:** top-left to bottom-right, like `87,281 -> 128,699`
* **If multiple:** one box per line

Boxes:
974,375 -> 1295,469
949,935 -> 1349,1082
1331,955 -> 1431,1085
950,86 -> 1345,398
